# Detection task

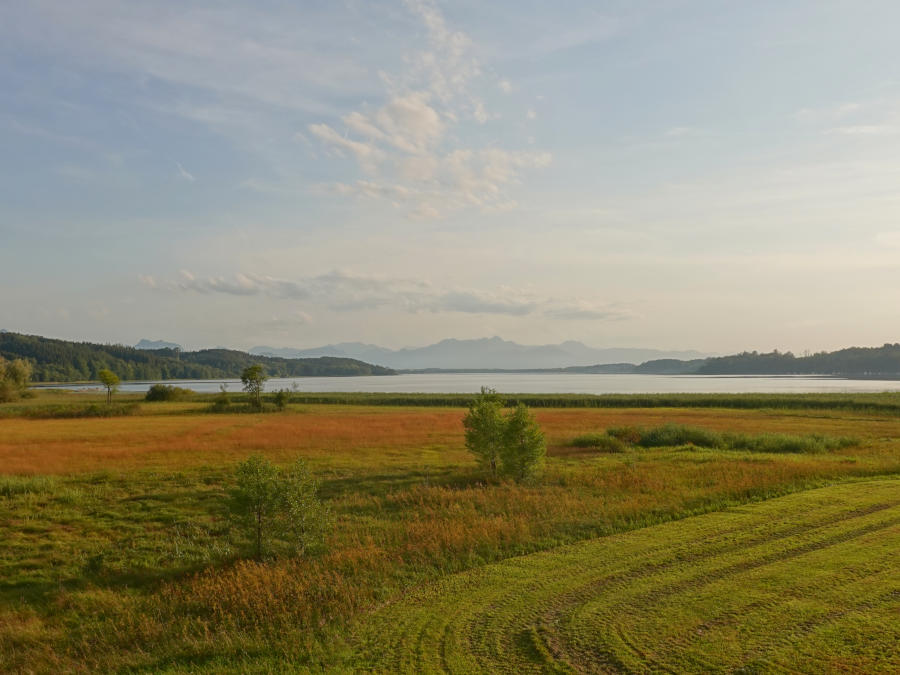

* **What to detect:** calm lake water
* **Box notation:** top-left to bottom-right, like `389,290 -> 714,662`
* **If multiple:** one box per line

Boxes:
38,373 -> 900,395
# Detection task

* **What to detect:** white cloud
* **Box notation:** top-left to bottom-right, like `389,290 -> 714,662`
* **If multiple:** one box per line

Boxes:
308,0 -> 549,218
401,0 -> 482,109
374,92 -> 445,153
307,123 -> 384,171
664,126 -> 699,138
146,270 -> 625,321
544,301 -> 632,321
827,125 -> 898,136
176,162 -> 196,181
261,311 -> 313,329
794,102 -> 864,124
318,148 -> 551,214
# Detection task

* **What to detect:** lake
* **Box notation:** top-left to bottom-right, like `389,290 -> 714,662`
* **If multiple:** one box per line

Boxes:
36,373 -> 900,395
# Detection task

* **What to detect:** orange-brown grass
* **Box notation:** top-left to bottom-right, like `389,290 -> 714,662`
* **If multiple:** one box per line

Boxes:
1,405 -> 897,475
3,404 -> 900,671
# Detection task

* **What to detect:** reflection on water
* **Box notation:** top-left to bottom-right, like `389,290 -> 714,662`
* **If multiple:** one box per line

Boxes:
37,373 -> 900,395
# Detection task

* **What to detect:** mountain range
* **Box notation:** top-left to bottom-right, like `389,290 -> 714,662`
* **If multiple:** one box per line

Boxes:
249,337 -> 711,371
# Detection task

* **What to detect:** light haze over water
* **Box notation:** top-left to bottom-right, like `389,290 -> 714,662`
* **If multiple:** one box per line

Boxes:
43,374 -> 900,395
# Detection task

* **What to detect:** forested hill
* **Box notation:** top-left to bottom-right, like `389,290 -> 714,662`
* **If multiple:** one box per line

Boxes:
696,344 -> 900,376
0,332 -> 396,382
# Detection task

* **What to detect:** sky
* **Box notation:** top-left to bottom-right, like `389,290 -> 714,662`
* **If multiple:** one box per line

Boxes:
2,0 -> 900,353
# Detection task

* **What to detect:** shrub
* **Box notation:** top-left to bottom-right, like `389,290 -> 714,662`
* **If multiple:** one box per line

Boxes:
463,388 -> 546,481
723,432 -> 858,454
501,403 -> 546,481
227,455 -> 330,559
606,425 -> 643,444
638,424 -> 721,449
272,389 -> 290,410
209,384 -> 231,412
463,387 -> 505,477
0,356 -> 32,402
599,423 -> 859,454
145,384 -> 193,402
0,403 -> 139,419
570,433 -> 627,453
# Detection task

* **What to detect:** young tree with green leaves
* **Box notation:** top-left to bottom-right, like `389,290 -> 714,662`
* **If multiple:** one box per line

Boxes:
240,364 -> 267,408
501,403 -> 546,481
463,387 -> 505,477
0,356 -> 33,402
97,368 -> 119,404
464,388 -> 547,482
227,455 -> 329,559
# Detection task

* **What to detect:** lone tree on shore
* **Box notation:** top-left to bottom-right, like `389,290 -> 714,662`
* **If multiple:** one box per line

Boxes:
97,368 -> 119,404
241,364 -> 268,408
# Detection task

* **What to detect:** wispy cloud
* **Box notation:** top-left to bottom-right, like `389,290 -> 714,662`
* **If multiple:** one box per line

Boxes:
144,270 -> 627,321
308,0 -> 550,218
176,162 -> 196,181
826,125 -> 898,136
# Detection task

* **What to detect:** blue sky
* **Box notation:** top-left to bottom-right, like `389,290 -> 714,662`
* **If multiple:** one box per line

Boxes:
2,0 -> 900,352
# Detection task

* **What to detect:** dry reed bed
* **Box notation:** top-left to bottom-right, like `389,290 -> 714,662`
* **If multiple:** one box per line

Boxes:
1,405 -> 896,475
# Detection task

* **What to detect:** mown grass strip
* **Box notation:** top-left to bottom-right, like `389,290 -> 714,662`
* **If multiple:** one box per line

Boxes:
351,479 -> 900,673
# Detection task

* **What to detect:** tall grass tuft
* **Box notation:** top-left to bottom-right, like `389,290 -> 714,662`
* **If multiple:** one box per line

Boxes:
0,475 -> 58,498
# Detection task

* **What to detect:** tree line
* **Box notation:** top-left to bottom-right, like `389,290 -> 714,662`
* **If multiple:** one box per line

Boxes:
696,344 -> 900,376
0,332 -> 396,382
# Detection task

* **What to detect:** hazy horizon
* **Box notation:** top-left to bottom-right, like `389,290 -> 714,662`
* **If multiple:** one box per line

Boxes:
3,1 -> 900,354
10,328 -> 900,360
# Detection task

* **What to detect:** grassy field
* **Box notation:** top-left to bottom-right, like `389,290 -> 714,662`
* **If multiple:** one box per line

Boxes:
355,479 -> 900,673
2,390 -> 900,672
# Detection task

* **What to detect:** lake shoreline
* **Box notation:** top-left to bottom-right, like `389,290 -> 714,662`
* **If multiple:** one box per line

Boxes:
28,372 -> 900,395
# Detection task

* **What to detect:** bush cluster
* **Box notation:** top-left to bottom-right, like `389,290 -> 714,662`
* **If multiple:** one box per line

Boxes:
572,423 -> 858,454
0,356 -> 32,402
145,384 -> 194,402
0,403 -> 140,419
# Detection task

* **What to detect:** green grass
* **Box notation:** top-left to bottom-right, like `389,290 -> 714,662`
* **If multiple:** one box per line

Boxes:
352,479 -> 900,673
568,433 -> 627,452
575,423 -> 860,454
0,402 -> 140,419
11,388 -> 900,418
2,399 -> 900,672
219,390 -> 900,413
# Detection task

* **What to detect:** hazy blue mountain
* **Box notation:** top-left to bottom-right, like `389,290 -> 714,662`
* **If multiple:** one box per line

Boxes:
251,337 -> 710,370
136,339 -> 182,350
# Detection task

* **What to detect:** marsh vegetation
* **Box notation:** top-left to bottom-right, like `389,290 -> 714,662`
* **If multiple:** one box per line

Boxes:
1,390 -> 899,671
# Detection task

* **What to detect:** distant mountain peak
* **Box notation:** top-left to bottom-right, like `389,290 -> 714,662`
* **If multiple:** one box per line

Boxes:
135,338 -> 182,350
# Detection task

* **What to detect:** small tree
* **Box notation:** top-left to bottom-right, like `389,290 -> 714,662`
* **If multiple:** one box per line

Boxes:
210,383 -> 231,412
97,368 -> 119,404
241,364 -> 267,409
0,356 -> 32,402
463,387 -> 505,477
500,403 -> 546,481
227,455 -> 329,559
272,389 -> 290,410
